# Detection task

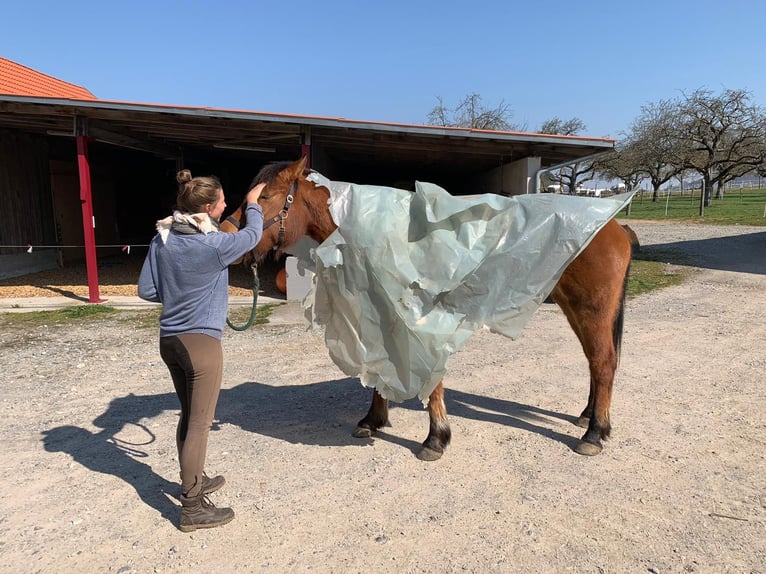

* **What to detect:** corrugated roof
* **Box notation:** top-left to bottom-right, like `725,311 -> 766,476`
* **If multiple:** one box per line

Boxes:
0,57 -> 96,100
0,58 -> 614,188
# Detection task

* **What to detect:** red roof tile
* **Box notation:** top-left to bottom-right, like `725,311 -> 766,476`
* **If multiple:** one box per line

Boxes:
0,57 -> 96,100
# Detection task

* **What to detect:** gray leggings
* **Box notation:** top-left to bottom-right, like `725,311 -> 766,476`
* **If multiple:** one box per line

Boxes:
159,333 -> 223,497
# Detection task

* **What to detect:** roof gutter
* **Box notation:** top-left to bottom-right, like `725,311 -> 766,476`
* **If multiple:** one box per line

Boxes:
0,95 -> 614,149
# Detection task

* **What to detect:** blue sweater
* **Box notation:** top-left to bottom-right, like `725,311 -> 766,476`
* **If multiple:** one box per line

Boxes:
137,203 -> 264,339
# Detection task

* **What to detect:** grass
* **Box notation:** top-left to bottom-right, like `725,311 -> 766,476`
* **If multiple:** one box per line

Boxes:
0,302 -> 280,328
123,307 -> 162,329
626,259 -> 688,298
624,187 -> 766,225
225,303 -> 279,328
621,187 -> 764,296
123,303 -> 278,329
0,304 -> 118,326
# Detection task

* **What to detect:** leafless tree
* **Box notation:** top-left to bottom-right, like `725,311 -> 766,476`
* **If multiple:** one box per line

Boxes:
538,117 -> 593,193
622,99 -> 686,201
426,93 -> 520,130
593,142 -> 643,192
538,117 -> 585,136
675,88 -> 766,211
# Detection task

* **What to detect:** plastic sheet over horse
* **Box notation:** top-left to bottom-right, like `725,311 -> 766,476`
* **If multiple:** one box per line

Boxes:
303,173 -> 634,404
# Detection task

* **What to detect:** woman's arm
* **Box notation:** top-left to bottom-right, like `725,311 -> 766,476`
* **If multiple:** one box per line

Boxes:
137,245 -> 161,302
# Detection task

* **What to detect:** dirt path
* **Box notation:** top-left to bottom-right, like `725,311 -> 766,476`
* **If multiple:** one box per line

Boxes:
1,221 -> 764,573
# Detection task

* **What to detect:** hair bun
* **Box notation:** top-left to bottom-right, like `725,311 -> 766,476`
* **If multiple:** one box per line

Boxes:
176,169 -> 193,185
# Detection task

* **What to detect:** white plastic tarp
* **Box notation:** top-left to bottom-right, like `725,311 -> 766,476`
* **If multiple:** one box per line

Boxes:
303,173 -> 634,404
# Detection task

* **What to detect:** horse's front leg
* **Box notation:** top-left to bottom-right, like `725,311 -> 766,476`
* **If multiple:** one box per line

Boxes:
353,390 -> 389,438
575,382 -> 595,429
417,381 -> 451,461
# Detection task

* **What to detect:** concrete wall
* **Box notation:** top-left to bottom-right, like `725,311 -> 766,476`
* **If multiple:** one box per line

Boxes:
469,156 -> 542,196
0,251 -> 58,280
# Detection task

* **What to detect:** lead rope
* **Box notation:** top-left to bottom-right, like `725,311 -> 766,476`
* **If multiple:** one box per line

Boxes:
226,261 -> 259,331
225,178 -> 296,331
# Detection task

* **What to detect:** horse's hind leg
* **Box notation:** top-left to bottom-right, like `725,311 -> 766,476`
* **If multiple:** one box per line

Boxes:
418,381 -> 451,461
552,221 -> 631,456
353,390 -> 389,438
553,292 -> 620,455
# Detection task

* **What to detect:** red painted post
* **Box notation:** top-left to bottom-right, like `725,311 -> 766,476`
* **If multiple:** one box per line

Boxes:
76,135 -> 105,303
301,143 -> 311,169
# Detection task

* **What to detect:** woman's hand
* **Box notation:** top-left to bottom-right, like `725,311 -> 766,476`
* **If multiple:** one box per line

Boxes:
246,183 -> 266,204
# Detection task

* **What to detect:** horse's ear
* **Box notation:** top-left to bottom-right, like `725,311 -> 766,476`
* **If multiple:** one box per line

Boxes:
284,156 -> 308,181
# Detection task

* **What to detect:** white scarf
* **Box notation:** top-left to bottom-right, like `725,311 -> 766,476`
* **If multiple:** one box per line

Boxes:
156,211 -> 220,244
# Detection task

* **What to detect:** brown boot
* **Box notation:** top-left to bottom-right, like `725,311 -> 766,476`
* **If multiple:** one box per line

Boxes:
201,472 -> 225,495
179,494 -> 234,532
179,472 -> 225,495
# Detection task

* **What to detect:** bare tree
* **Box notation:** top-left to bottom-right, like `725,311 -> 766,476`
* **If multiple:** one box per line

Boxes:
710,124 -> 766,197
427,96 -> 450,128
426,93 -> 519,130
538,117 -> 586,136
675,88 -> 766,211
594,142 -> 643,192
538,117 -> 593,193
623,99 -> 686,201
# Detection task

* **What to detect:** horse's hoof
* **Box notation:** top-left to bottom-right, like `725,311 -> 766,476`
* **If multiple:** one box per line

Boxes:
352,426 -> 375,438
416,447 -> 443,461
573,440 -> 603,456
574,416 -> 590,429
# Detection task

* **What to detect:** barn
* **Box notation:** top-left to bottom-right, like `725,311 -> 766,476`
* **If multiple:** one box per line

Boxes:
0,57 -> 614,297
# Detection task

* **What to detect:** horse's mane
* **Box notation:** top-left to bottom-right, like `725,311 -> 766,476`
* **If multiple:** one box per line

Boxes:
248,161 -> 312,191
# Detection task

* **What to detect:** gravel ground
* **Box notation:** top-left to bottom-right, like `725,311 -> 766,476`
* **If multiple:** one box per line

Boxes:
0,254 -> 280,299
0,220 -> 764,574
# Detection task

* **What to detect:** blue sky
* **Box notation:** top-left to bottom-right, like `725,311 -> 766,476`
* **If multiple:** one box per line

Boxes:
4,0 -> 765,140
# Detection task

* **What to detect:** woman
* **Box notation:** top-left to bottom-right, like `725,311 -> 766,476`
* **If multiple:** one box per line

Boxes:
138,170 -> 264,532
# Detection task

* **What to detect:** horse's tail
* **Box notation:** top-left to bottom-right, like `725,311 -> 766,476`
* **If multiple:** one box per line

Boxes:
612,252 -> 632,364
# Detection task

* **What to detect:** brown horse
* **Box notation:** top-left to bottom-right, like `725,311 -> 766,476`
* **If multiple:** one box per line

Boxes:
222,157 -> 632,460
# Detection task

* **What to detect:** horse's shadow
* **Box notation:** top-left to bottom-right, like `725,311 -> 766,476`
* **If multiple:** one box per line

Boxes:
217,379 -> 582,453
365,390 -> 583,454
41,378 -> 582,514
442,388 -> 582,450
214,377 -> 374,447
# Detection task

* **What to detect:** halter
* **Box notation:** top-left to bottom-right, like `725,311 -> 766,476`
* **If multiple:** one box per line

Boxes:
224,177 -> 298,332
225,179 -> 297,251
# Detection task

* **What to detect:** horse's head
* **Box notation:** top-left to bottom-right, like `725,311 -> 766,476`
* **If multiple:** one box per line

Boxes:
221,156 -> 335,262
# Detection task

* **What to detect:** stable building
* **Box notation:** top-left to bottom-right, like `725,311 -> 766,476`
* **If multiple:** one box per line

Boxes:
0,57 -> 614,299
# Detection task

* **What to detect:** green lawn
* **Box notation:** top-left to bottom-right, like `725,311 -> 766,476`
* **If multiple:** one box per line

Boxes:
626,259 -> 688,299
0,303 -> 280,328
623,187 -> 766,225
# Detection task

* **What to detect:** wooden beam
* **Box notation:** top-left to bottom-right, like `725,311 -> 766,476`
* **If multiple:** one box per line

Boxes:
86,119 -> 179,158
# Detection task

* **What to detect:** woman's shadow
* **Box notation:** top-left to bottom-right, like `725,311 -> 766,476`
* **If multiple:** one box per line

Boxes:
42,392 -> 180,522
39,379 -> 371,521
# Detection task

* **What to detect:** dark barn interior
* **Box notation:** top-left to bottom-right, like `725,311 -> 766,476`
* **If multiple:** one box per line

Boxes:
0,96 -> 613,279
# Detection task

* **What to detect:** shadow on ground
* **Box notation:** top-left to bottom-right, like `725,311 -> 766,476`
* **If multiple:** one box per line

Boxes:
637,230 -> 766,275
41,376 -> 584,505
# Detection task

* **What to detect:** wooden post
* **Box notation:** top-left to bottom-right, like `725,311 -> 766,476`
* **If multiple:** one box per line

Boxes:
301,127 -> 311,169
75,118 -> 104,303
